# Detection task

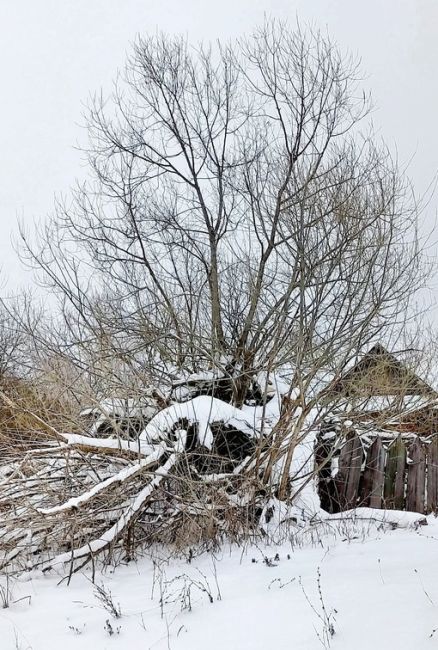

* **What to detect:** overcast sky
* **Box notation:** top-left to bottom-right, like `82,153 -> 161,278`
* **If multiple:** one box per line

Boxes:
0,0 -> 437,296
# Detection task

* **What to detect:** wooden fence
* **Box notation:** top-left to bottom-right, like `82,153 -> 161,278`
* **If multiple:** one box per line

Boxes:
315,431 -> 438,515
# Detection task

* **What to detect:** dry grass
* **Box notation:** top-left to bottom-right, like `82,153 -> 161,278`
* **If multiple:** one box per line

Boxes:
0,375 -> 80,455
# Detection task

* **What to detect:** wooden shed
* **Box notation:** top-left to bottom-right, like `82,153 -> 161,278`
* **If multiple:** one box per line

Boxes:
316,345 -> 438,516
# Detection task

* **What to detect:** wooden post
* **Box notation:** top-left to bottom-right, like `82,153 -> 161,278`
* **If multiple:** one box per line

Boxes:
384,436 -> 406,510
427,435 -> 438,514
406,438 -> 426,513
361,437 -> 385,508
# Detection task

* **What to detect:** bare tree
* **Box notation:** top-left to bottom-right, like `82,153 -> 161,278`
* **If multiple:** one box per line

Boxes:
2,21 -> 428,569
21,21 -> 424,409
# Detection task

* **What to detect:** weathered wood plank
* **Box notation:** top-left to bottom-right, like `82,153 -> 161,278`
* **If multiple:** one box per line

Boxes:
335,438 -> 350,494
384,436 -> 406,510
406,438 -> 426,513
315,431 -> 338,514
362,437 -> 385,508
384,439 -> 397,507
333,436 -> 353,507
335,432 -> 363,509
345,433 -> 363,508
427,435 -> 438,513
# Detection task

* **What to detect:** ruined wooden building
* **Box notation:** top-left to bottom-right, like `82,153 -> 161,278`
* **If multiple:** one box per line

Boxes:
316,344 -> 438,515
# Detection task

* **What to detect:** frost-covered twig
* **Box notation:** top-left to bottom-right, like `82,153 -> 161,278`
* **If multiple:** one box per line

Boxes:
37,444 -> 167,515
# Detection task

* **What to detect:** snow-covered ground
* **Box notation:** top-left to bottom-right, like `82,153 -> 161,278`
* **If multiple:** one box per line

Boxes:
2,512 -> 438,650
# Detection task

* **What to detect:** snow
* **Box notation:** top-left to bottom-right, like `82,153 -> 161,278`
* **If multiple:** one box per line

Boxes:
80,395 -> 162,436
80,398 -> 145,420
2,514 -> 438,649
62,433 -> 155,456
171,370 -> 224,386
141,395 -> 259,449
41,433 -> 187,570
37,444 -> 168,515
2,393 -> 433,648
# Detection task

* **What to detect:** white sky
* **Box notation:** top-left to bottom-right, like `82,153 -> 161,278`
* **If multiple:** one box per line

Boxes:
0,0 -> 437,295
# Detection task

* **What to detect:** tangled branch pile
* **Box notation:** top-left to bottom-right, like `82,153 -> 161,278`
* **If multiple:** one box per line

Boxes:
0,393 -> 318,575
